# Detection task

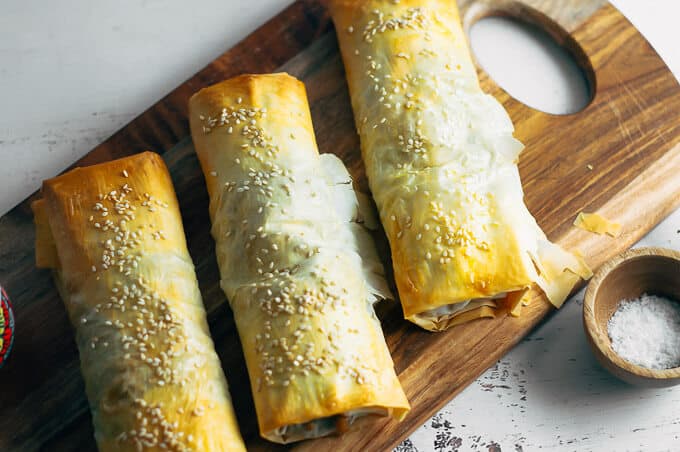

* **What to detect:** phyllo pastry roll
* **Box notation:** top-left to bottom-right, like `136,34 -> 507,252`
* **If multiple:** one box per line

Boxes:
189,73 -> 410,443
328,0 -> 592,331
32,152 -> 246,452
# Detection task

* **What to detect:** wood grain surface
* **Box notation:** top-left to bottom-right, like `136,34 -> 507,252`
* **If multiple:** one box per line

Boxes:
1,0 -> 680,450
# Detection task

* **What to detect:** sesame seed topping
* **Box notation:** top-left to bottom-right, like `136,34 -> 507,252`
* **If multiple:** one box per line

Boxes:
197,95 -> 388,394
362,7 -> 427,43
78,172 -> 218,449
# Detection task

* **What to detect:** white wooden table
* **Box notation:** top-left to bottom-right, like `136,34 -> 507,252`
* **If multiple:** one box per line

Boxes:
1,1 -> 679,450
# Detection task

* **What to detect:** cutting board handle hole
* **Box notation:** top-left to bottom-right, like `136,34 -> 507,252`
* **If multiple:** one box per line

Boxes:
464,3 -> 595,115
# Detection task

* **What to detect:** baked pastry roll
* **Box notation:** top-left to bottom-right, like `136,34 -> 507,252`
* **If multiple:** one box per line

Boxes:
329,0 -> 591,331
32,152 -> 246,451
189,73 -> 409,443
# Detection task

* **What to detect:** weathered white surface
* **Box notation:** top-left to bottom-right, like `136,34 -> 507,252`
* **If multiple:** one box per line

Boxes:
1,1 -> 679,451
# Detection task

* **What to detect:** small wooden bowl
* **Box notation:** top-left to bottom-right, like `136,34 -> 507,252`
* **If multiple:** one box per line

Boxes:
583,247 -> 680,387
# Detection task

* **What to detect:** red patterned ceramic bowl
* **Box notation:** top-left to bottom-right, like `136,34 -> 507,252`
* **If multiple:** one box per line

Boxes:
0,285 -> 15,368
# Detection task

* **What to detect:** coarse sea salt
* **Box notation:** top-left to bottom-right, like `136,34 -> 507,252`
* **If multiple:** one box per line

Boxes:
607,294 -> 680,370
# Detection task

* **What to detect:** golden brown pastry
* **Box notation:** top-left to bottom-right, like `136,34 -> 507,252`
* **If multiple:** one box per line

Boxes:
189,73 -> 409,443
32,152 -> 246,451
328,0 -> 591,330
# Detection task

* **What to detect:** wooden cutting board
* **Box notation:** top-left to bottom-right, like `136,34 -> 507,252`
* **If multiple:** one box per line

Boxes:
1,0 -> 679,450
